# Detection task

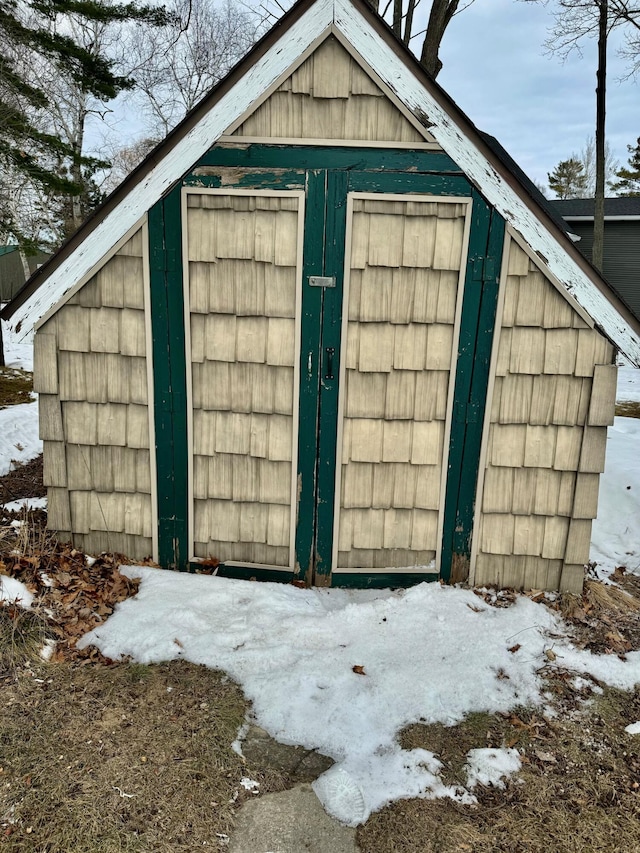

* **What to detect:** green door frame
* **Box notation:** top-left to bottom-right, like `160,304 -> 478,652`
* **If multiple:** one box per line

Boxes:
148,144 -> 505,587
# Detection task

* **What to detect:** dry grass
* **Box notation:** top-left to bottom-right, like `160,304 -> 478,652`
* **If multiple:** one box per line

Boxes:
615,401 -> 640,419
358,686 -> 640,853
0,659 -> 253,852
0,368 -> 34,409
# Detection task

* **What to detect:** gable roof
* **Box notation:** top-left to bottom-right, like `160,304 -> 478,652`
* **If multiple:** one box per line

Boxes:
3,0 -> 640,365
551,197 -> 640,220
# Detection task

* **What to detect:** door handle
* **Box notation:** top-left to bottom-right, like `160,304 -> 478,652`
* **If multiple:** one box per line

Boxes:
324,347 -> 335,380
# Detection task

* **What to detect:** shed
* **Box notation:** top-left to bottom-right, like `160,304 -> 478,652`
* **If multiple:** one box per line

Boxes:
551,197 -> 640,322
3,0 -> 640,594
0,246 -> 50,302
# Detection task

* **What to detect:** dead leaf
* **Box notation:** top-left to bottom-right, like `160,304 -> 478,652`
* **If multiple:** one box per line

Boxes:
534,750 -> 557,764
544,648 -> 557,661
508,644 -> 521,654
352,665 -> 366,676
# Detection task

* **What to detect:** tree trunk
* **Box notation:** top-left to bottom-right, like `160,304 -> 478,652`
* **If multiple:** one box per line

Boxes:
593,0 -> 607,272
0,319 -> 4,368
18,249 -> 31,282
403,0 -> 417,45
393,0 -> 402,37
420,0 -> 459,78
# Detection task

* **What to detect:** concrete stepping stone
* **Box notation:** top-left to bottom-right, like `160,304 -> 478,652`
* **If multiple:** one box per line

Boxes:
228,783 -> 360,853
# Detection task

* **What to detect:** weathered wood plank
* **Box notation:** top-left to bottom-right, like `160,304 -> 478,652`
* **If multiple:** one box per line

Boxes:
411,420 -> 442,465
579,426 -> 607,473
57,305 -> 90,352
413,464 -> 441,510
33,333 -> 59,394
393,324 -> 427,371
43,441 -> 67,488
481,513 -> 515,555
588,364 -> 617,426
120,308 -> 147,358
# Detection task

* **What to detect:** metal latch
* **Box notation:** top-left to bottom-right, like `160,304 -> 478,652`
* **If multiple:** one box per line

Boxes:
309,276 -> 336,288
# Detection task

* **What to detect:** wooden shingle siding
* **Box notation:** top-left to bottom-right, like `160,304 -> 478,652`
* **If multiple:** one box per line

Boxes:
188,194 -> 300,566
336,197 -> 466,570
475,241 -> 616,593
37,229 -> 153,560
231,36 -> 427,144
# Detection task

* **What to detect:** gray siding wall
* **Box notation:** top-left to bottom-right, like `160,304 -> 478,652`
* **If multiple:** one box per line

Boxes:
570,221 -> 640,320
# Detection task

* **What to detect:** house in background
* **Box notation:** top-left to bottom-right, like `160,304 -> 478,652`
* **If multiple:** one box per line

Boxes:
551,198 -> 640,322
0,246 -> 50,303
3,0 -> 640,595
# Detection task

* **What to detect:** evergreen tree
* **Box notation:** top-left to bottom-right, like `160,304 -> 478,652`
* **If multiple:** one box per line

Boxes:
610,137 -> 640,196
0,0 -> 167,246
548,157 -> 588,199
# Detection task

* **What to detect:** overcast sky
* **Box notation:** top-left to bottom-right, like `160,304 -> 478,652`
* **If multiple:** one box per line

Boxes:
436,0 -> 639,191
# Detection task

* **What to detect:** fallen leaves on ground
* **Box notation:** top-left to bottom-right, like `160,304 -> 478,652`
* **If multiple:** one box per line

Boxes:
1,541 -> 143,662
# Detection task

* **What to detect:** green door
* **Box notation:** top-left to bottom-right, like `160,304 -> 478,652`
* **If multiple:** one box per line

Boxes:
152,146 -> 504,587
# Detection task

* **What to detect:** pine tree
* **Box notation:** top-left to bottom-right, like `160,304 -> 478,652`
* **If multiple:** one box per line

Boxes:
610,138 -> 640,197
548,158 -> 588,199
0,0 -> 168,246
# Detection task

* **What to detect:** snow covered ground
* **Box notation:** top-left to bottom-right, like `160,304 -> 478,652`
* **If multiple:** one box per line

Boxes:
2,319 -> 640,824
0,317 -> 41,478
1,311 -> 33,372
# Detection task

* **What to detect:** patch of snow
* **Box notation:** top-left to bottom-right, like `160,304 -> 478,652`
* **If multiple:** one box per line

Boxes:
617,363 -> 640,404
40,639 -> 56,661
0,575 -> 34,608
624,722 -> 640,735
239,777 -> 260,792
2,496 -> 47,512
77,568 -> 640,825
1,312 -> 34,370
465,748 -> 521,789
590,417 -> 640,576
0,399 -> 41,477
231,721 -> 250,757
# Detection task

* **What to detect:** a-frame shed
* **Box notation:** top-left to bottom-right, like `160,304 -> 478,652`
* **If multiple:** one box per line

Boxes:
4,0 -> 640,593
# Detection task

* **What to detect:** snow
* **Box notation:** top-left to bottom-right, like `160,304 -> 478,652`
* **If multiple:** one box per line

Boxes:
465,748 -> 521,790
590,365 -> 640,577
1,312 -> 33,371
0,317 -> 40,478
0,401 -> 41,478
0,576 -> 34,608
78,566 -> 640,824
617,362 -> 640,404
625,722 -> 640,735
2,497 -> 47,512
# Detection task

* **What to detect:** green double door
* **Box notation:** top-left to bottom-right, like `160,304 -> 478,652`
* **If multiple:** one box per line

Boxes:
157,145 -> 504,587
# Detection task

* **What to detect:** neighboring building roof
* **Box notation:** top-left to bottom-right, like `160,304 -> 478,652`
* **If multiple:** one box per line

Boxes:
0,246 -> 17,258
551,197 -> 640,219
3,0 -> 640,365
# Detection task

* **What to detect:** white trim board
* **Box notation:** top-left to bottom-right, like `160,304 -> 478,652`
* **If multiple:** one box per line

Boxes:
9,0 -> 640,365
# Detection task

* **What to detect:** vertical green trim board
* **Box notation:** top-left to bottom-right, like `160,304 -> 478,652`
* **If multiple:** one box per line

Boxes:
314,170 -> 348,582
440,194 -> 506,582
294,170 -> 327,583
148,186 -> 189,569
